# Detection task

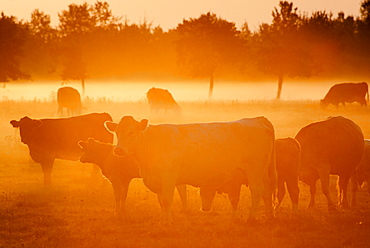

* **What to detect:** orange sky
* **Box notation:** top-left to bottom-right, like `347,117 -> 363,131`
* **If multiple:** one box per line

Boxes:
1,0 -> 363,31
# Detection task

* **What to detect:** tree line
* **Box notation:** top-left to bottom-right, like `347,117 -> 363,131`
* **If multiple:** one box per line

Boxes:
1,1 -> 369,98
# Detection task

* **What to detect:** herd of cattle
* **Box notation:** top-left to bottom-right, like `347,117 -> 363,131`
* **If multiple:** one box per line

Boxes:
8,82 -> 370,224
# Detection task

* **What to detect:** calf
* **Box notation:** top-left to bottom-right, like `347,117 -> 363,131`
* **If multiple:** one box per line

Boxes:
79,138 -> 188,216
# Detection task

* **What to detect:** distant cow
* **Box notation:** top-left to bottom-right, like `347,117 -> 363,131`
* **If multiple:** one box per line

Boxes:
78,138 -> 188,216
10,113 -> 113,184
350,139 -> 370,206
57,86 -> 82,116
295,116 -> 364,211
105,116 -> 276,223
275,138 -> 301,212
320,82 -> 369,108
146,87 -> 181,114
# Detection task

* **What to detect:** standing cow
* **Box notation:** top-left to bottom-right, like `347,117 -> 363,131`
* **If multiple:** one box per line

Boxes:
295,116 -> 364,211
146,87 -> 181,114
320,82 -> 369,108
275,137 -> 301,212
105,116 -> 276,223
78,138 -> 188,216
350,139 -> 370,207
10,113 -> 113,184
57,86 -> 82,116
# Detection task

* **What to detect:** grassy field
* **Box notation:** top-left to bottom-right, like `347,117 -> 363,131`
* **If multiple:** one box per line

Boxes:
0,99 -> 369,248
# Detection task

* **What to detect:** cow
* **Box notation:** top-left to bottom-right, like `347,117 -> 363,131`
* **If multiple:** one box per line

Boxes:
105,116 -> 276,224
350,139 -> 370,207
295,116 -> 364,211
10,113 -> 113,184
320,82 -> 369,109
78,138 -> 188,216
275,138 -> 301,212
57,86 -> 82,116
146,87 -> 181,114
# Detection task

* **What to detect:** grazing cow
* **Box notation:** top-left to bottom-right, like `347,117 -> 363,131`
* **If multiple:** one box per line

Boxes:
295,116 -> 364,211
10,113 -> 113,184
57,86 -> 82,116
146,87 -> 181,114
275,138 -> 301,212
350,139 -> 370,207
105,116 -> 276,223
320,82 -> 369,108
78,138 -> 188,216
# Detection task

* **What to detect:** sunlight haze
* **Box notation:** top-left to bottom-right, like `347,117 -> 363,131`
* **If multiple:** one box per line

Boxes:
1,0 -> 362,30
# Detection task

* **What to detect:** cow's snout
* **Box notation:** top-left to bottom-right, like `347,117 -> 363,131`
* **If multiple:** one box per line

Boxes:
114,147 -> 127,157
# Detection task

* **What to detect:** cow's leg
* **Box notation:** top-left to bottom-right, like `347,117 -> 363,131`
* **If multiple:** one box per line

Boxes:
200,186 -> 216,212
338,175 -> 350,209
276,176 -> 286,209
248,176 -> 263,220
158,176 -> 176,224
308,181 -> 317,208
40,159 -> 55,185
262,173 -> 274,219
350,177 -> 359,207
114,179 -> 131,217
228,185 -> 242,218
175,184 -> 188,212
318,169 -> 336,211
286,176 -> 299,212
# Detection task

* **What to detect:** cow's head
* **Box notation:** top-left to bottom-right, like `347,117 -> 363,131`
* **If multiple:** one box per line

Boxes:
10,117 -> 43,144
105,116 -> 148,157
78,138 -> 105,164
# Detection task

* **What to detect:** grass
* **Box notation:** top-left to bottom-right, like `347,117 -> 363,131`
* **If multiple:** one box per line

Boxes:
0,99 -> 369,248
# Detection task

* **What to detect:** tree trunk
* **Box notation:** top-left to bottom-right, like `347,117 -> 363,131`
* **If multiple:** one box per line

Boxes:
276,74 -> 284,100
81,78 -> 85,97
208,72 -> 214,99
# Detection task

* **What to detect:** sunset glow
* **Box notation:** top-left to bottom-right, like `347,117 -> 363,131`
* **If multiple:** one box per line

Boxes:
1,0 -> 362,30
1,0 -> 370,247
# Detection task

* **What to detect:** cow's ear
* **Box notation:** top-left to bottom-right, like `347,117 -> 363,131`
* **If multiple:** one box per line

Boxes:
10,120 -> 20,128
139,119 -> 148,131
78,140 -> 87,148
105,121 -> 118,133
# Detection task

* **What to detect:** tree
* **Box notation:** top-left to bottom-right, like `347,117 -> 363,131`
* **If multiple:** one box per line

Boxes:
0,13 -> 30,86
257,1 -> 312,100
176,12 -> 242,98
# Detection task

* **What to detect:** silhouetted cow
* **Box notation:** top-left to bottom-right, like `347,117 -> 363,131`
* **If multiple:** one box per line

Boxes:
351,139 -> 370,206
320,82 -> 369,108
10,113 -> 113,184
57,86 -> 82,116
146,87 -> 181,114
275,137 -> 301,212
295,116 -> 364,211
78,138 -> 188,216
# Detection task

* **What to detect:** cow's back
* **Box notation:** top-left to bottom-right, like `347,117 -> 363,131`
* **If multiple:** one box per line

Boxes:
295,116 -> 364,175
34,113 -> 113,161
143,117 -> 275,190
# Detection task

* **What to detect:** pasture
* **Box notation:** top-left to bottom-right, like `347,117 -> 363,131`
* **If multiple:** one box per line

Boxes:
0,98 -> 369,248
